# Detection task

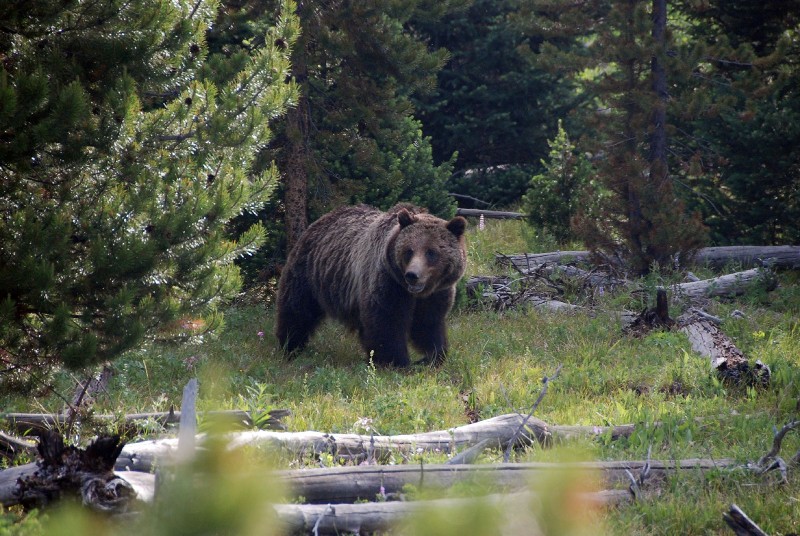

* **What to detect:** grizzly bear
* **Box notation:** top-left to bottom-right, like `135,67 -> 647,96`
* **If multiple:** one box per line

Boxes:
275,204 -> 467,367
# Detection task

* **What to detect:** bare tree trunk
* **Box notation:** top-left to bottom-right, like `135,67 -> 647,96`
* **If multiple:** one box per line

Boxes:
650,0 -> 668,184
283,101 -> 310,252
282,28 -> 311,252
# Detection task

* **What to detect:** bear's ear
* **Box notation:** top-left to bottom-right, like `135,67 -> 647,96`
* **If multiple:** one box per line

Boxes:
446,216 -> 467,237
398,208 -> 416,228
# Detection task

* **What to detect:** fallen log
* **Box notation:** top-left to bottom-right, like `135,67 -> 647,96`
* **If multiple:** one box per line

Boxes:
1,408 -> 290,437
672,269 -> 775,301
497,246 -> 800,272
0,431 -> 37,460
114,414 -> 643,473
496,251 -> 592,271
697,246 -> 800,270
723,503 -> 770,536
115,413 -> 553,472
273,490 -> 631,535
677,312 -> 770,386
99,458 -> 728,510
456,208 -> 524,220
275,458 -> 734,504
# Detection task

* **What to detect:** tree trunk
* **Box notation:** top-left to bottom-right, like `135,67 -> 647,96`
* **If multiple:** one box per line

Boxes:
283,101 -> 310,251
650,0 -> 668,186
282,32 -> 311,252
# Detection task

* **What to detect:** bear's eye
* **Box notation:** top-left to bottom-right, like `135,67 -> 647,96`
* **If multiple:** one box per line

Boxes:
425,249 -> 439,263
403,248 -> 414,263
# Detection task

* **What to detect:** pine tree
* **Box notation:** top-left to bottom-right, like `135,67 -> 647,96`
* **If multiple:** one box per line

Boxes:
277,0 -> 465,250
522,121 -> 593,243
0,0 -> 298,388
413,0 -> 578,207
529,0 -> 709,274
674,1 -> 800,244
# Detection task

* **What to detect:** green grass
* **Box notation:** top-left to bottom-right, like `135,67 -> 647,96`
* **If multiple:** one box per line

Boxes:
3,217 -> 800,534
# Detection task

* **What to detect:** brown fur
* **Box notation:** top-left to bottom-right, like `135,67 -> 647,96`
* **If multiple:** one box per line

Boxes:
275,204 -> 467,367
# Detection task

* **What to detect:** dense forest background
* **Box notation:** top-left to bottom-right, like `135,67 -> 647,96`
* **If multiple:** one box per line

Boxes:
1,0 -> 799,382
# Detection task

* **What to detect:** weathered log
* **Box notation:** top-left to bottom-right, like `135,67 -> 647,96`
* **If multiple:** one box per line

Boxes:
273,490 -> 631,535
672,268 -> 775,301
0,431 -> 37,460
496,251 -> 592,270
103,458 -> 726,511
276,458 -> 735,504
114,413 -> 646,474
0,432 -> 135,512
697,246 -> 800,270
116,413 -> 553,472
456,208 -> 524,220
723,503 -> 770,536
497,246 -> 800,272
677,309 -> 770,386
1,408 -> 290,437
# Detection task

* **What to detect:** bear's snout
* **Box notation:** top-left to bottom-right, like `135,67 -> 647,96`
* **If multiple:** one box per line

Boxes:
404,269 -> 426,294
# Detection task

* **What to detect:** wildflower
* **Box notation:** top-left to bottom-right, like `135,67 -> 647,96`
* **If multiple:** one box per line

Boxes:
257,330 -> 265,340
479,213 -> 485,231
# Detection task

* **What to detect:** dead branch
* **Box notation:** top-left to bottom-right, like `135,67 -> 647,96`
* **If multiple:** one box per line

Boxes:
503,364 -> 563,462
752,419 -> 800,483
66,365 -> 113,437
723,503 -> 770,536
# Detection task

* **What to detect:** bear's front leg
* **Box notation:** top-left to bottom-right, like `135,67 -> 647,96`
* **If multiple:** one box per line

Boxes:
359,290 -> 414,367
360,318 -> 412,367
410,289 -> 454,365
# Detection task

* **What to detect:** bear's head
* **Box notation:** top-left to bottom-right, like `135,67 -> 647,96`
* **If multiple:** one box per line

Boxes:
392,208 -> 467,296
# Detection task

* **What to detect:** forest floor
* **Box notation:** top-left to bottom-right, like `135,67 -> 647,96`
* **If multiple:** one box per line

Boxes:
2,218 -> 800,535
